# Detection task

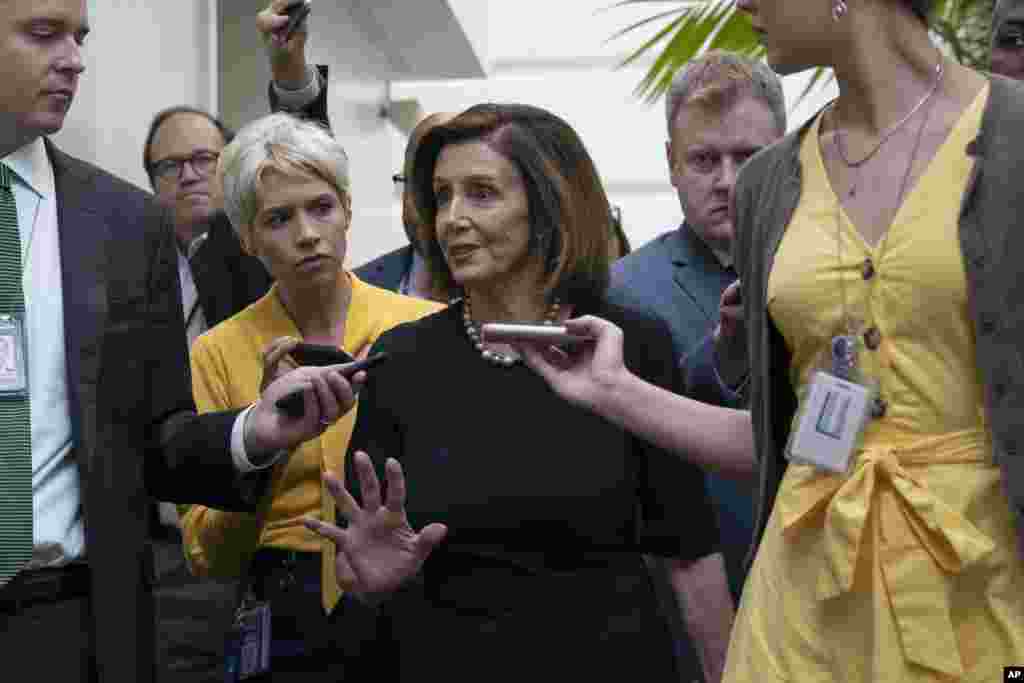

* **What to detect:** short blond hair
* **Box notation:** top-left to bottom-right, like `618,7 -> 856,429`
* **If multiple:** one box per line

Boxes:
217,113 -> 350,241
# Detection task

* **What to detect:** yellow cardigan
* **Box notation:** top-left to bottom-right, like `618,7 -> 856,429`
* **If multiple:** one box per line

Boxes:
180,272 -> 441,609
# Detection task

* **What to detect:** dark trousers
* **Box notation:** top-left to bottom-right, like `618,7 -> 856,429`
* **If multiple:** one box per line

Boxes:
152,536 -> 239,683
0,594 -> 97,682
246,549 -> 386,683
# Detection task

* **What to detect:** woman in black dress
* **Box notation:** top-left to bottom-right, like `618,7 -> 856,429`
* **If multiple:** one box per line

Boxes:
306,103 -> 732,681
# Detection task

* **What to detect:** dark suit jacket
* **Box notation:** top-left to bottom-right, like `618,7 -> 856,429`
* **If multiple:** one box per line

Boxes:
606,225 -> 754,600
353,244 -> 415,292
189,211 -> 271,328
607,224 -> 734,363
48,140 -> 265,682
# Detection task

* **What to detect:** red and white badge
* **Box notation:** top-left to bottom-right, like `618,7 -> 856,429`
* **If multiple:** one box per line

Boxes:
0,314 -> 28,397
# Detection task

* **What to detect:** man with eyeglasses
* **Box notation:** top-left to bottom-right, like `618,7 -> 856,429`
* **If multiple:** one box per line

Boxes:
143,110 -> 267,345
992,0 -> 1024,80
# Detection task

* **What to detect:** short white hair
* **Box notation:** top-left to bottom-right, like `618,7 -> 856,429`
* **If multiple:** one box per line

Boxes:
218,113 -> 350,238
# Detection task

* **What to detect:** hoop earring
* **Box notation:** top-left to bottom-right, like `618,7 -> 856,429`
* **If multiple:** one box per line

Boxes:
832,0 -> 848,21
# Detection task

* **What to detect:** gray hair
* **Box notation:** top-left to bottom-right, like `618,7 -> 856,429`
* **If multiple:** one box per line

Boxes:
218,112 -> 351,238
664,50 -> 786,136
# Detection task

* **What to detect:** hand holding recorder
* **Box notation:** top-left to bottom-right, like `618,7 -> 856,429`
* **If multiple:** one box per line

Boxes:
515,316 -> 632,414
244,359 -> 363,463
274,345 -> 388,418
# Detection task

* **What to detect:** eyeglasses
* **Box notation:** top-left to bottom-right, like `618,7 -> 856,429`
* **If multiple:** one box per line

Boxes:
150,150 -> 220,183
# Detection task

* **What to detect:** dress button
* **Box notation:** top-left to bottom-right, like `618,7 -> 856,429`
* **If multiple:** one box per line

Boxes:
980,314 -> 998,335
863,326 -> 882,351
871,396 -> 888,418
861,258 -> 875,280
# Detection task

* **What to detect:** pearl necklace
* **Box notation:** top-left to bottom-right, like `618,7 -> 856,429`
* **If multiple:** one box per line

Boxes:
461,294 -> 561,367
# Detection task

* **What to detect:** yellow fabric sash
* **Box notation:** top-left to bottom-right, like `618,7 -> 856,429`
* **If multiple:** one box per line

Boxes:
778,428 -> 995,677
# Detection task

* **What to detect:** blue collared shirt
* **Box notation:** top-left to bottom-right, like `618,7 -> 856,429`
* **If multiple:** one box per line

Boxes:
3,138 -> 82,567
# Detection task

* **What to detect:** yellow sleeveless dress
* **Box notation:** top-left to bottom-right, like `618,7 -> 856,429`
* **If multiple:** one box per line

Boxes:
723,84 -> 1024,682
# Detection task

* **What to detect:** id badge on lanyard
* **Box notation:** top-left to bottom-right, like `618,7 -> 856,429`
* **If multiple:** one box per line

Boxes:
224,594 -> 271,681
0,314 -> 29,398
785,333 -> 876,474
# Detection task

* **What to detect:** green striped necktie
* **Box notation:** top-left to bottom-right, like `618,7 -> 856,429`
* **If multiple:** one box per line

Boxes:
0,161 -> 33,587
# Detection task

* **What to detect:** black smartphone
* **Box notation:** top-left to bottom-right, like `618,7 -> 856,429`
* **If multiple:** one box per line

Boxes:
274,352 -> 390,419
281,0 -> 311,42
289,343 -> 354,367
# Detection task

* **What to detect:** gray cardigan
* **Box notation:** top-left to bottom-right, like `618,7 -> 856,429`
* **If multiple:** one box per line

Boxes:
732,74 -> 1024,560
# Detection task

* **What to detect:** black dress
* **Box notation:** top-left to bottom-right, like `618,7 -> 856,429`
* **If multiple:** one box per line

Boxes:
345,299 -> 720,681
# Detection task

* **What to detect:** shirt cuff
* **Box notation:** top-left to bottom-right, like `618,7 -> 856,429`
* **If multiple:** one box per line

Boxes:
271,64 -> 321,111
231,404 -> 286,473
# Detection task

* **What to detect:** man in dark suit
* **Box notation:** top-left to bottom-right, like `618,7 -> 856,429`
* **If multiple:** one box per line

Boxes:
605,51 -> 785,681
354,112 -> 453,297
0,2 -> 359,681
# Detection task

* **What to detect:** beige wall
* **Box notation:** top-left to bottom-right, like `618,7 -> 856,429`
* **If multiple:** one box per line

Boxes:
53,0 -> 218,192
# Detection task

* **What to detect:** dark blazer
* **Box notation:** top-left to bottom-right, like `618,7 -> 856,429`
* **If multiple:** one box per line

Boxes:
48,140 -> 264,682
607,225 -> 754,599
189,211 -> 271,327
353,244 -> 415,292
607,225 -> 735,363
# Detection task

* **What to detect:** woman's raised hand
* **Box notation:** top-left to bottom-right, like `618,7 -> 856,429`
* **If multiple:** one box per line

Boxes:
516,315 -> 630,413
304,451 -> 448,599
259,336 -> 301,394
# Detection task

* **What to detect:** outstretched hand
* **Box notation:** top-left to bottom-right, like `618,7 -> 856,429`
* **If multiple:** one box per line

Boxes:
304,451 -> 447,599
516,315 -> 629,413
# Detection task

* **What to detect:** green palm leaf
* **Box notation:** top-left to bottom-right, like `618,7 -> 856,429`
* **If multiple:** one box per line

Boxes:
609,0 -> 995,107
609,0 -> 763,103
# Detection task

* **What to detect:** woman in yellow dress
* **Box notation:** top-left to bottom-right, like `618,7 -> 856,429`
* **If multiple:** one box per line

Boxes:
516,0 -> 1024,680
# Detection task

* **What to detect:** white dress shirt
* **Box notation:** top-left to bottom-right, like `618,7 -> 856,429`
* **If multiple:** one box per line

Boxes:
3,138 -> 82,567
178,245 -> 208,348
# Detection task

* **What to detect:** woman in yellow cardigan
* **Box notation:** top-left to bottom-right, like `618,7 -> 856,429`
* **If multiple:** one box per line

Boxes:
180,112 -> 441,680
